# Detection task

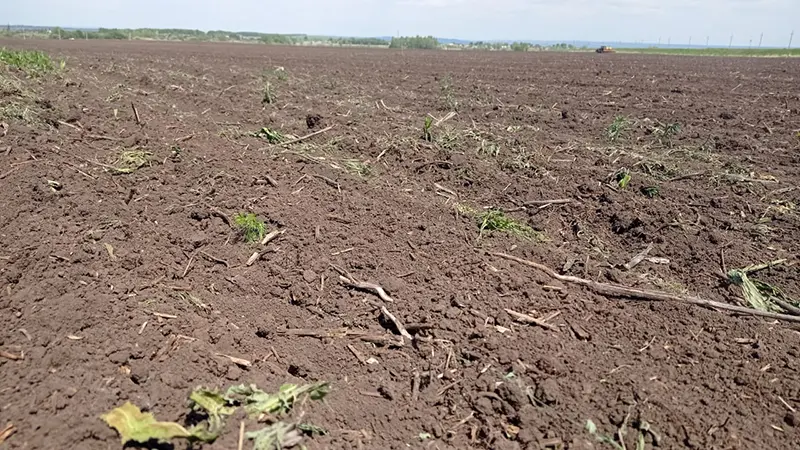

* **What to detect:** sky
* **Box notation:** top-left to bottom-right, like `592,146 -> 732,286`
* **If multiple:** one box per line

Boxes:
5,0 -> 799,47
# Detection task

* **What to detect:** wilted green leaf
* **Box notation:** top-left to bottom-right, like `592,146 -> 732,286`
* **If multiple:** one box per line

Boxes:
226,382 -> 330,418
247,422 -> 303,450
419,432 -> 432,441
585,419 -> 597,435
190,387 -> 236,432
297,422 -> 327,436
101,402 -> 192,444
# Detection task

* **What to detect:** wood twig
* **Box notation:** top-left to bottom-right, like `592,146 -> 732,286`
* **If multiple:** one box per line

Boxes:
524,198 -> 572,206
381,305 -> 413,341
237,421 -> 245,450
278,328 -> 403,347
774,299 -> 800,317
260,229 -> 285,246
181,252 -> 197,278
200,251 -> 230,268
57,120 -> 82,131
490,252 -> 800,324
216,353 -> 252,368
0,424 -> 16,445
505,309 -> 559,331
339,275 -> 395,303
313,173 -> 340,190
623,243 -> 654,270
280,125 -> 334,146
86,134 -> 124,142
0,350 -> 23,360
131,102 -> 141,125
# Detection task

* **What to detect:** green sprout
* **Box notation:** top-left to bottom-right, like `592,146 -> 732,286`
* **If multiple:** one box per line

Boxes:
422,116 -> 433,142
262,81 -> 274,104
640,186 -> 660,198
652,121 -> 681,147
233,213 -> 266,243
607,116 -> 629,142
613,168 -> 631,188
252,127 -> 285,144
477,209 -> 545,241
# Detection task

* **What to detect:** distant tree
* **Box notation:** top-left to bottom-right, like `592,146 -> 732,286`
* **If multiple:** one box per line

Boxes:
510,42 -> 531,52
389,35 -> 439,49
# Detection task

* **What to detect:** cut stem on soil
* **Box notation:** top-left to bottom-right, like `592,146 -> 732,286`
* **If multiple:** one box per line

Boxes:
491,252 -> 800,324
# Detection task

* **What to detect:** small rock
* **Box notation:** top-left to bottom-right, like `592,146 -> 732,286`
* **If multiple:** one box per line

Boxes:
302,269 -> 318,284
189,232 -> 208,248
129,365 -> 149,385
534,378 -> 561,405
719,111 -> 736,120
568,322 -> 592,341
190,210 -> 210,221
785,412 -> 797,427
377,385 -> 395,400
497,381 -> 528,410
108,350 -> 130,365
474,396 -> 495,416
84,229 -> 104,241
225,364 -> 243,381
160,372 -> 187,389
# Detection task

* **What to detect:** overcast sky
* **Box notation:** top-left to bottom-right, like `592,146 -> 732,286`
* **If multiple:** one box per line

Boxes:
6,0 -> 798,47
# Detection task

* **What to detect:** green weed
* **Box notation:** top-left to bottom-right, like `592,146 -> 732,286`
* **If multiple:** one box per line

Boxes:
261,67 -> 287,104
233,213 -> 266,243
342,160 -> 372,177
612,168 -> 632,188
0,48 -> 61,76
422,116 -> 433,142
640,186 -> 660,198
252,126 -> 285,144
607,116 -> 629,142
262,81 -> 274,104
113,149 -> 152,174
457,206 -> 546,242
0,101 -> 36,123
651,121 -> 681,147
439,74 -> 458,111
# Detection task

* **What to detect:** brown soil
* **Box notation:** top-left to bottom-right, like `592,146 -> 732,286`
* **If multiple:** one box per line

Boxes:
1,39 -> 799,450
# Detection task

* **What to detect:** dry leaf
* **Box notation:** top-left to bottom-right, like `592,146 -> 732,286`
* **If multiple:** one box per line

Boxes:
103,243 -> 117,261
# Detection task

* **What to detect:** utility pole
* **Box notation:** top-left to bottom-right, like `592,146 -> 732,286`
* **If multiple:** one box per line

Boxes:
706,36 -> 710,47
658,36 -> 661,46
758,33 -> 763,48
749,38 -> 752,49
790,30 -> 794,49
729,35 -> 733,48
689,36 -> 692,47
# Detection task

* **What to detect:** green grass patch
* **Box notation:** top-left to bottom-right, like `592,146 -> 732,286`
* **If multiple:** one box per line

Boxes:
252,127 -> 286,144
233,213 -> 266,243
457,204 -> 546,242
607,116 -> 629,142
113,149 -> 153,174
0,48 -> 62,76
